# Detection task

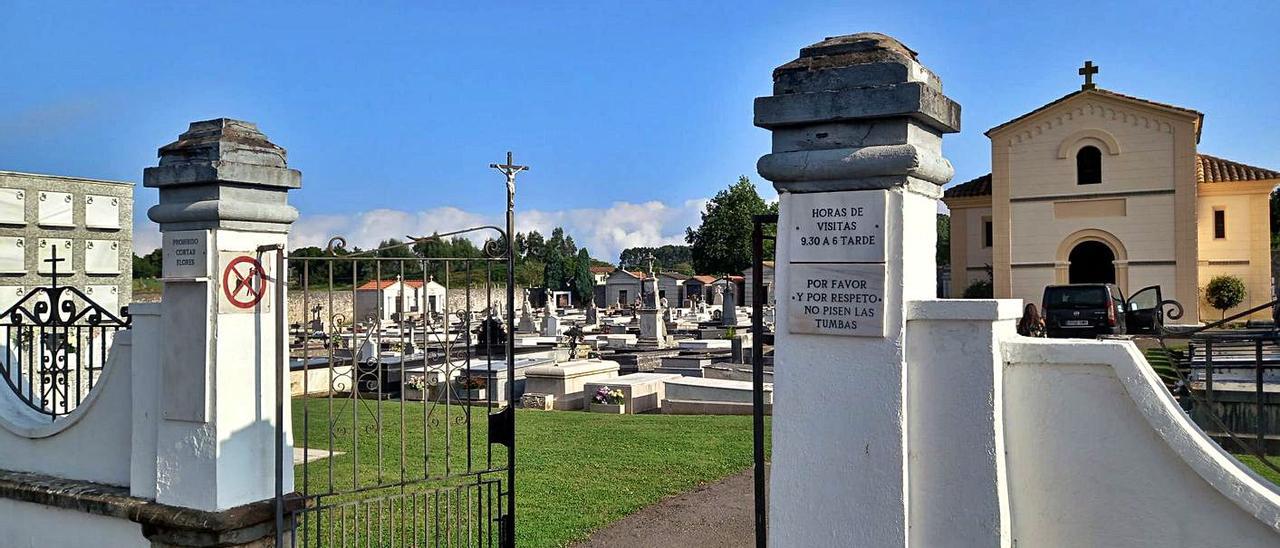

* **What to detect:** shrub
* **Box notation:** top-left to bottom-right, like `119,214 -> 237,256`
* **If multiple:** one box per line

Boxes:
962,279 -> 993,299
1204,275 -> 1247,319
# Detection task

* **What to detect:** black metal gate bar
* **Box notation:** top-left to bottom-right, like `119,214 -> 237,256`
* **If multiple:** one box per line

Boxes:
751,213 -> 777,548
271,153 -> 524,546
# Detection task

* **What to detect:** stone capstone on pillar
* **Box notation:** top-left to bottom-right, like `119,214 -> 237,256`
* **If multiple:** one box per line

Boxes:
144,118 -> 302,233
754,33 -> 960,196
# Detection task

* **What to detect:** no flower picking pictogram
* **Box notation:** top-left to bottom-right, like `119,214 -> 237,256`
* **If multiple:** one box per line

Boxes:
221,255 -> 269,310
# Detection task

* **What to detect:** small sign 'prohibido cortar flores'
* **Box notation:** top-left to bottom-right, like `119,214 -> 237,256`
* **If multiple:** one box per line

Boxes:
787,190 -> 887,337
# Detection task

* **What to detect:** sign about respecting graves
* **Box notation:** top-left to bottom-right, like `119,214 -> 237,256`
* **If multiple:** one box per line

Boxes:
787,263 -> 885,337
788,190 -> 887,263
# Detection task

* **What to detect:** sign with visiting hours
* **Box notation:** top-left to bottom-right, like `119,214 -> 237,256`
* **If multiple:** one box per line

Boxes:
787,263 -> 885,337
162,230 -> 210,278
787,190 -> 886,263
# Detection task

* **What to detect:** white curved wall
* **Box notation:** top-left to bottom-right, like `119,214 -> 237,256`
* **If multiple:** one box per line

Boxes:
1002,339 -> 1280,547
0,331 -> 134,486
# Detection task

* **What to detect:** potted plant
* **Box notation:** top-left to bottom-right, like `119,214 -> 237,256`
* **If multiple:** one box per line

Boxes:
457,375 -> 487,401
588,385 -> 627,414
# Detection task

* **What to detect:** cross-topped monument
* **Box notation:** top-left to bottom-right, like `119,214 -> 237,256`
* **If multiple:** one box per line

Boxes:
1079,60 -> 1099,90
644,251 -> 657,276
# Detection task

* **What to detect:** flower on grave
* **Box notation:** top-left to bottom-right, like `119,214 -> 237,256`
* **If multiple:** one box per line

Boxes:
607,388 -> 625,405
457,376 -> 486,390
593,385 -> 612,404
406,375 -> 429,392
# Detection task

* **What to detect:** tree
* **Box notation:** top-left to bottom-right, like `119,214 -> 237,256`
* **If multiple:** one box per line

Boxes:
570,249 -> 595,304
132,249 -> 163,279
685,176 -> 770,275
546,227 -> 576,257
524,230 -> 545,261
962,279 -> 993,298
936,214 -> 950,266
619,244 -> 693,272
542,246 -> 568,293
1204,275 -> 1247,319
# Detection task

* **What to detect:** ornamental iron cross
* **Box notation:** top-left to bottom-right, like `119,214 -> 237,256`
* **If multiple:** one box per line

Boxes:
1079,60 -> 1099,91
44,245 -> 66,289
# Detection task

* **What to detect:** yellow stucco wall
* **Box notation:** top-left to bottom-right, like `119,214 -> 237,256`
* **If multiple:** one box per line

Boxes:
945,201 -> 993,296
984,91 -> 1203,322
1196,181 -> 1275,321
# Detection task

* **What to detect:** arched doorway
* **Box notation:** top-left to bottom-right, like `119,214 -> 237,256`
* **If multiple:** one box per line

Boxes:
1068,240 -> 1116,283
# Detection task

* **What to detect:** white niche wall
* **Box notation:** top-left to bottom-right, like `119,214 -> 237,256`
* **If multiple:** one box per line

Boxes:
38,191 -> 74,228
38,239 -> 74,273
85,195 -> 120,230
0,237 -> 23,274
0,189 -> 25,225
84,240 -> 120,275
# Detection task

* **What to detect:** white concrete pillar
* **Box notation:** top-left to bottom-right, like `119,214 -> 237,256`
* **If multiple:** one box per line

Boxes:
904,299 -> 1020,547
141,119 -> 300,511
754,33 -> 960,546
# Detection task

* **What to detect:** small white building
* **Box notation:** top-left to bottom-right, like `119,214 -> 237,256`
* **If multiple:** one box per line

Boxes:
683,275 -> 717,306
603,269 -> 643,308
354,277 -> 446,322
656,272 -> 688,306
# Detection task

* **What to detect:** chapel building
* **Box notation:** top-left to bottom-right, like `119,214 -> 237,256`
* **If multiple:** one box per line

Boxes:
944,64 -> 1280,323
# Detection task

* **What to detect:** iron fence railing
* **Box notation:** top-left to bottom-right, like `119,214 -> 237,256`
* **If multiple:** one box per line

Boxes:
1151,298 -> 1280,475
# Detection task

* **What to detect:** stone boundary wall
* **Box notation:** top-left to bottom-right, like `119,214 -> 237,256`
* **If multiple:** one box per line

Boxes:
286,286 -> 530,326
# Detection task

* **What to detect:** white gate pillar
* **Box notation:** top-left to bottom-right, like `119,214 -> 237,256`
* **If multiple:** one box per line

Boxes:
754,33 -> 960,546
142,119 -> 300,512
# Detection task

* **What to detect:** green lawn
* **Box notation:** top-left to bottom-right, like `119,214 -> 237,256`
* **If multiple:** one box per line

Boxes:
292,398 -> 769,547
1236,454 -> 1280,485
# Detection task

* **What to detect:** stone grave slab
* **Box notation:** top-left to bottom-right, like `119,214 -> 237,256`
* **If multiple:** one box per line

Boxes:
583,373 -> 682,414
663,376 -> 773,415
523,359 -> 620,410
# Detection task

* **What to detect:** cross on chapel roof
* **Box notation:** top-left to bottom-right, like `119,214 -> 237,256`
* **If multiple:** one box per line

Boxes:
1079,61 -> 1099,91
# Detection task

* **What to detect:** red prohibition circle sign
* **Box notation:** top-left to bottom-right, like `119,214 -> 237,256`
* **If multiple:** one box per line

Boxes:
222,256 -> 267,309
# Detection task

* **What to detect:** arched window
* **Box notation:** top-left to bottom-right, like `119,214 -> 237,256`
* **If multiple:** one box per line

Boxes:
1077,146 -> 1102,185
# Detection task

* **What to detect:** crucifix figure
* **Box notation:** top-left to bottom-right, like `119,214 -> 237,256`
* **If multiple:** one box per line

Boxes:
1079,60 -> 1099,91
489,151 -> 528,211
644,252 -> 657,277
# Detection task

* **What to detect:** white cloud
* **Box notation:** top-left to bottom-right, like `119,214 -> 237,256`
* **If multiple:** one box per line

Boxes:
132,199 -> 708,263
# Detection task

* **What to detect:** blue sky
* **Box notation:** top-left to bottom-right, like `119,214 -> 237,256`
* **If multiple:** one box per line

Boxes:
2,1 -> 1278,260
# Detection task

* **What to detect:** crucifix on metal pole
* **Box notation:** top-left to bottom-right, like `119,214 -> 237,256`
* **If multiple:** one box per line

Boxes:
489,150 -> 527,548
490,151 -> 528,212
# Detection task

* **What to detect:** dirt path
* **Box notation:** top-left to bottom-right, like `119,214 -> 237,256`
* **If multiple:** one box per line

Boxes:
571,467 -> 764,548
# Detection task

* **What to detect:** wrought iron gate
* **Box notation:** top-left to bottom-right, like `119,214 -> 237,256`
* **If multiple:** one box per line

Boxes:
277,157 -> 523,547
1150,298 -> 1280,477
750,213 -> 776,548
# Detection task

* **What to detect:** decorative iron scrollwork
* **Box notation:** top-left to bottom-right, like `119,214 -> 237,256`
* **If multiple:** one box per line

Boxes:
0,247 -> 130,420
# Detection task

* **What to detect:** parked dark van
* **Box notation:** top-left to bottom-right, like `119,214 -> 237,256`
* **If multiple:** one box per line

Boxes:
1041,284 -> 1164,338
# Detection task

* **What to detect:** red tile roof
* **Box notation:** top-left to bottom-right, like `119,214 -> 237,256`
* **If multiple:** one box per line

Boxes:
1196,154 -> 1280,183
943,173 -> 992,198
589,266 -> 615,274
689,275 -> 718,284
356,279 -> 424,291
